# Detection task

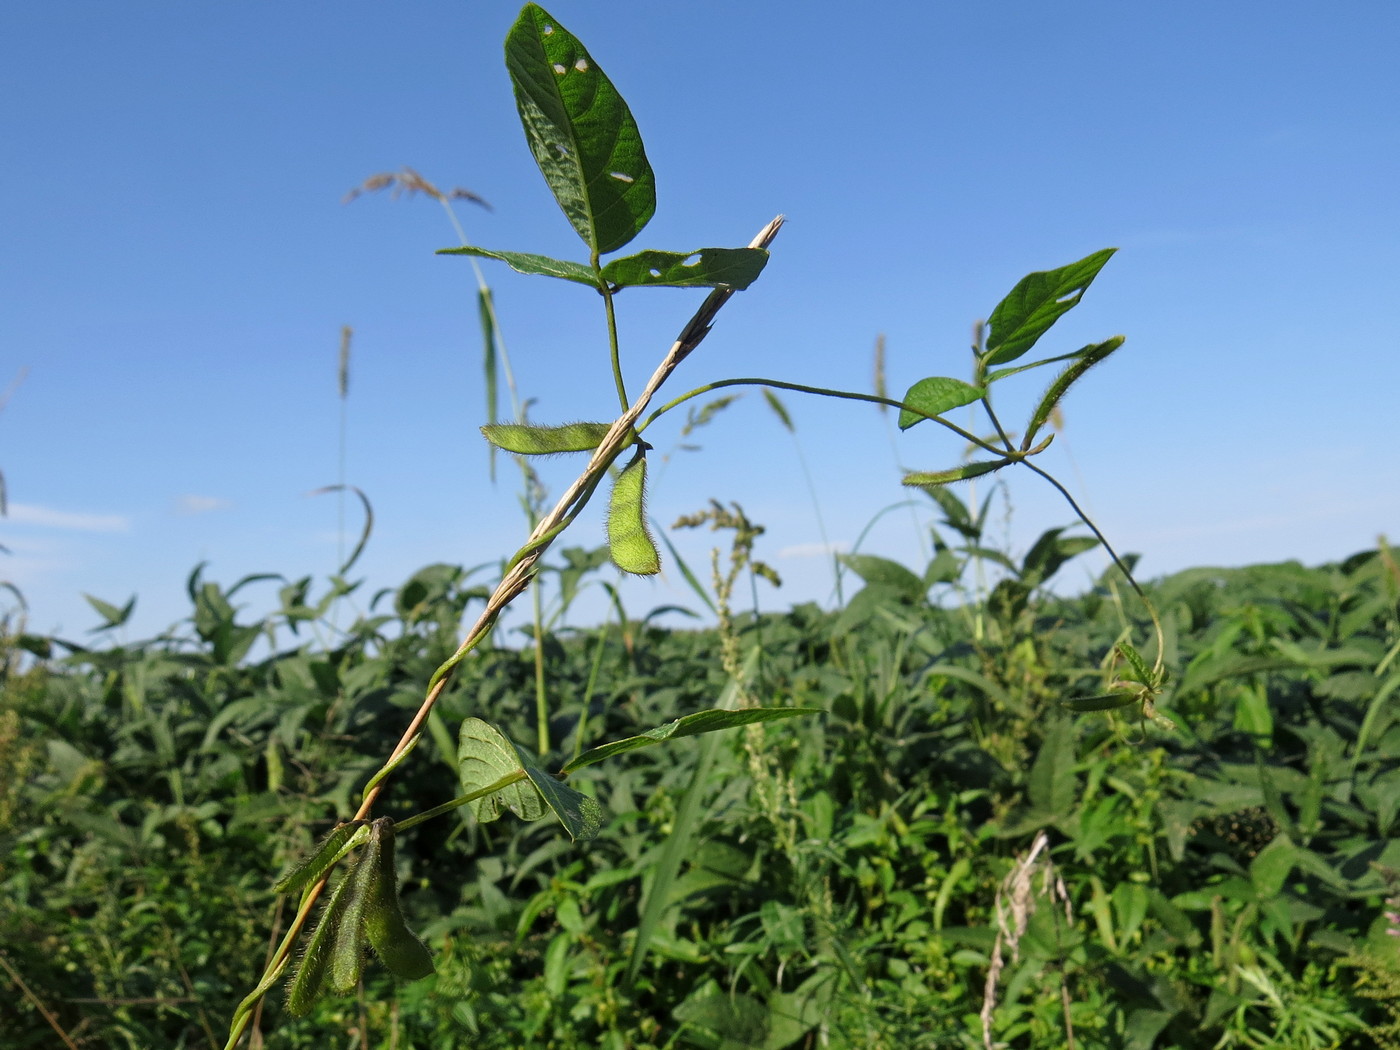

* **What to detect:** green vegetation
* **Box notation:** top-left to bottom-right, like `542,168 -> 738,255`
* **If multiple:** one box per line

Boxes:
4,524 -> 1399,1047
4,5 -> 1398,1048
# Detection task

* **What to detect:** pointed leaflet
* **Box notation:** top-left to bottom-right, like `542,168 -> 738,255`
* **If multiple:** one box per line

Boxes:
560,707 -> 819,774
601,248 -> 769,289
896,376 -> 985,431
983,248 -> 1117,368
607,453 -> 660,575
505,4 -> 656,255
438,245 -> 597,285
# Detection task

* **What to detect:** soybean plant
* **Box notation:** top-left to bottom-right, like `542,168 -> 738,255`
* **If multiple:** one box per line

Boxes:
224,5 -> 1164,1045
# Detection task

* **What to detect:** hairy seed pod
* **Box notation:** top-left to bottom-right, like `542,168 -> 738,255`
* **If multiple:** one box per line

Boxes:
606,453 -> 660,575
274,821 -> 365,896
480,421 -> 611,455
286,861 -> 358,1016
326,832 -> 382,993
362,819 -> 435,980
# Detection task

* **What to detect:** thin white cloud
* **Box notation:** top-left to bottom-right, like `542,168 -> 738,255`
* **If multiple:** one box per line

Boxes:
175,494 -> 232,516
6,503 -> 130,532
779,541 -> 849,558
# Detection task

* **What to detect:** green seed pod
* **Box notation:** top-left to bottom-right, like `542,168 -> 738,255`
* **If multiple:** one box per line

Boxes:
362,819 -> 435,980
274,821 -> 365,895
326,832 -> 382,993
606,453 -> 660,575
285,861 -> 358,1017
481,421 -> 612,455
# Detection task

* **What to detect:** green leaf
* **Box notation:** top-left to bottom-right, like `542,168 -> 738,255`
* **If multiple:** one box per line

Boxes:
600,247 -> 769,289
83,593 -> 135,629
437,245 -> 597,285
983,348 -> 1086,384
1022,337 -> 1125,449
1028,716 -> 1078,817
361,819 -> 434,980
837,553 -> 927,604
456,718 -> 605,841
606,453 -> 660,575
481,421 -> 612,455
902,460 -> 1012,487
896,376 -> 985,430
505,4 -> 656,254
457,717 -> 546,823
561,707 -> 819,774
984,248 -> 1117,367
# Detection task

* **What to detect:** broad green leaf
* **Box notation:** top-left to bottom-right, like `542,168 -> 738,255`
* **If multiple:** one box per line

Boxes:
1028,716 -> 1078,817
600,248 -> 768,289
456,718 -> 604,841
837,553 -> 927,604
1248,834 -> 1298,898
607,454 -> 660,575
1022,337 -> 1125,449
1020,527 -> 1098,587
437,245 -> 596,285
517,763 -> 606,842
896,377 -> 985,430
457,717 -> 546,823
361,820 -> 434,980
902,460 -> 1011,487
274,821 -> 367,895
481,421 -> 612,455
984,248 -> 1117,367
561,707 -> 819,773
505,4 -> 656,254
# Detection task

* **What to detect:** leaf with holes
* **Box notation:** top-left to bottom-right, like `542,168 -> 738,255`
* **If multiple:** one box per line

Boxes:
607,454 -> 660,575
896,376 -> 985,431
505,4 -> 656,255
437,245 -> 597,285
481,421 -> 612,455
983,248 -> 1116,367
601,248 -> 769,289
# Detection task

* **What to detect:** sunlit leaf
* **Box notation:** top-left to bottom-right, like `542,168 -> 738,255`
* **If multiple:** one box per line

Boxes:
561,707 -> 819,773
437,245 -> 596,284
984,248 -> 1116,367
601,248 -> 768,289
505,4 -> 656,254
896,377 -> 985,430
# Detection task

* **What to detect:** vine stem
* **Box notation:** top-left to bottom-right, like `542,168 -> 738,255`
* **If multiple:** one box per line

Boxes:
222,215 -> 785,1050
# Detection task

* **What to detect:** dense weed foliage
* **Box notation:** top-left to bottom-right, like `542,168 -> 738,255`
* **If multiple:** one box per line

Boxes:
4,535 -> 1399,1048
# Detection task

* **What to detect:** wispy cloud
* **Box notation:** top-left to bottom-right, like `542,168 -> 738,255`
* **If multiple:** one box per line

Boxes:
6,503 -> 130,532
175,494 -> 232,516
779,541 -> 849,558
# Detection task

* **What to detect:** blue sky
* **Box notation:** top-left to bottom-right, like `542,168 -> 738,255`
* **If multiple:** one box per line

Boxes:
4,1 -> 1398,641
